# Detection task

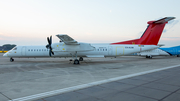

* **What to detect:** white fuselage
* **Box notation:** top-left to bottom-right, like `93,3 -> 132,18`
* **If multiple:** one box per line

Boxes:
3,42 -> 159,58
137,48 -> 169,56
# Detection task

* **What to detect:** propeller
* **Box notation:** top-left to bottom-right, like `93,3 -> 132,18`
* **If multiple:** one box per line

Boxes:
46,36 -> 54,57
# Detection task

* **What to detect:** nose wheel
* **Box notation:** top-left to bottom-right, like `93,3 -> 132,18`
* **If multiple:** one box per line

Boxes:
10,58 -> 14,62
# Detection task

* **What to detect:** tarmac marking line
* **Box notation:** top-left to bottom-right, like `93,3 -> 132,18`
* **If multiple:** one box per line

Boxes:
10,64 -> 180,101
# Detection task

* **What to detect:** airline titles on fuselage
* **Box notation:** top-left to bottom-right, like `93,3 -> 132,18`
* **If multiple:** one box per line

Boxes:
125,47 -> 134,49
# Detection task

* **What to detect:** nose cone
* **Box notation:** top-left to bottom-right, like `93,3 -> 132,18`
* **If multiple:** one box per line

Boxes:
3,53 -> 7,57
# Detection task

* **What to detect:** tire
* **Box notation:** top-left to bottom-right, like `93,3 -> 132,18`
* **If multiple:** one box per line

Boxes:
10,58 -> 14,62
79,57 -> 83,61
74,59 -> 79,64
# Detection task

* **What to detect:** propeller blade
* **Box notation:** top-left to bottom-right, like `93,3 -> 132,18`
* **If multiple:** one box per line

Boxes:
46,35 -> 54,57
47,37 -> 50,45
51,51 -> 54,55
50,36 -> 52,44
46,45 -> 49,49
49,50 -> 51,57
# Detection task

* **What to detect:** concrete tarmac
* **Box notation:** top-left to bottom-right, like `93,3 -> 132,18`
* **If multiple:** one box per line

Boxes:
35,66 -> 180,101
0,53 -> 180,101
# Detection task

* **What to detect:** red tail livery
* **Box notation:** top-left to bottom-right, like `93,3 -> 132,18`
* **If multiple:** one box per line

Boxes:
111,17 -> 175,45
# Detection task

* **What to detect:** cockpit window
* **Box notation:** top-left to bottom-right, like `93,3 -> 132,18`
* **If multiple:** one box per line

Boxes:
12,47 -> 17,50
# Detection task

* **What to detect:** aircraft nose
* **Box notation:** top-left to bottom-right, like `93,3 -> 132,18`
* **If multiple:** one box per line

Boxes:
3,53 -> 7,57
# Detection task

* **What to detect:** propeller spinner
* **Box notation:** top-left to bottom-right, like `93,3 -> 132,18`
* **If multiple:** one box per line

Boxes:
46,36 -> 54,57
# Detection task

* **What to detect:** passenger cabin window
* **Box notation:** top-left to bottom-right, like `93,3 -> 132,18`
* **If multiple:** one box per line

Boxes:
97,48 -> 107,51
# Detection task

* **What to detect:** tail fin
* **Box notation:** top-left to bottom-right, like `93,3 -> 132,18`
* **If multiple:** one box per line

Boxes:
111,17 -> 175,45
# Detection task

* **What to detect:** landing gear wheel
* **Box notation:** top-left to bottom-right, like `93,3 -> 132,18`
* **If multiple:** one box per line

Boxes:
177,55 -> 180,57
146,56 -> 152,59
79,57 -> 83,61
74,59 -> 79,64
10,58 -> 14,62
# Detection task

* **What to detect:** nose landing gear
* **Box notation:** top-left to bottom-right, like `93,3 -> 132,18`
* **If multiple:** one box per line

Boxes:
10,57 -> 14,62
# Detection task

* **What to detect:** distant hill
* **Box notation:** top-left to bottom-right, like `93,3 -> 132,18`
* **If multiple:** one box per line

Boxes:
0,44 -> 16,51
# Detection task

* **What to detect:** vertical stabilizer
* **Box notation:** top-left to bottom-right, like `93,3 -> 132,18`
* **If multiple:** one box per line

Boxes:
111,17 -> 175,45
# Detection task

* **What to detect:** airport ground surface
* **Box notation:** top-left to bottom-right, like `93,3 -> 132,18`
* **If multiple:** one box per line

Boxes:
35,65 -> 180,101
0,53 -> 180,101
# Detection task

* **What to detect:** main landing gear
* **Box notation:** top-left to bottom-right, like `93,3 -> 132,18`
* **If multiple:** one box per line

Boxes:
10,57 -> 14,62
73,57 -> 83,64
146,55 -> 152,59
79,57 -> 83,61
70,52 -> 83,65
74,59 -> 79,64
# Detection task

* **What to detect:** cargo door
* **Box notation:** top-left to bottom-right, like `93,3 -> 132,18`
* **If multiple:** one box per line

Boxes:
116,46 -> 124,56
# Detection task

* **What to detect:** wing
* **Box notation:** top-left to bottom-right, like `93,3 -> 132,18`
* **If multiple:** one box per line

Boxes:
55,34 -> 95,52
56,34 -> 79,45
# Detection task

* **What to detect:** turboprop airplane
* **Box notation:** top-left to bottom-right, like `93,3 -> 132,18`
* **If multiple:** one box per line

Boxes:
137,45 -> 180,58
3,17 -> 175,64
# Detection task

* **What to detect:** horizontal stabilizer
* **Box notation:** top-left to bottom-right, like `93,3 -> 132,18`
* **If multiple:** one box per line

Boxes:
150,17 -> 175,24
157,44 -> 165,47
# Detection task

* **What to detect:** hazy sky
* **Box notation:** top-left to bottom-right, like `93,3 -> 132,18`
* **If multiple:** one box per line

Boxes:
0,0 -> 179,47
